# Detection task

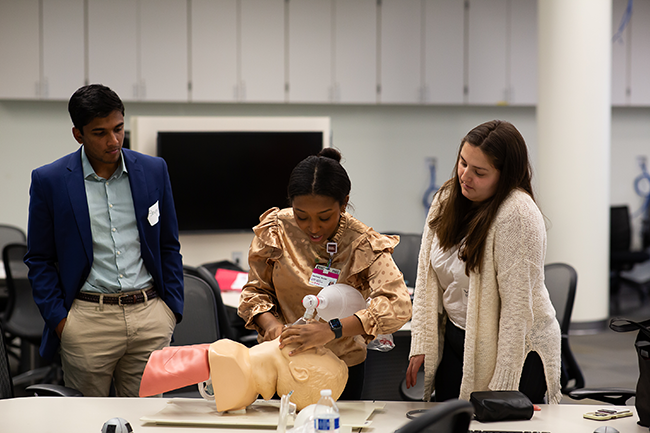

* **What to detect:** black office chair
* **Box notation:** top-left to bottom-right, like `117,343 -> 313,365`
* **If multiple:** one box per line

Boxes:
1,242 -> 58,387
394,399 -> 474,433
610,205 -> 650,312
386,233 -> 422,288
362,330 -> 413,401
173,268 -> 222,346
162,268 -> 223,398
542,262 -> 636,405
197,261 -> 258,346
544,263 -> 585,393
0,322 -> 14,399
0,225 -> 26,318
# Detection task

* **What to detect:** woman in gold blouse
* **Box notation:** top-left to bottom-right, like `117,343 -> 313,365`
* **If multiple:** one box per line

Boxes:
238,148 -> 412,399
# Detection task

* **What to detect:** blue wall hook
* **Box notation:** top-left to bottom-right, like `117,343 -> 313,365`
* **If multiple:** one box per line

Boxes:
633,155 -> 650,218
422,157 -> 440,216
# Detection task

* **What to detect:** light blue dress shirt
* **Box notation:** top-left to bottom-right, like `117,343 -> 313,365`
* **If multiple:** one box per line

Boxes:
80,148 -> 153,294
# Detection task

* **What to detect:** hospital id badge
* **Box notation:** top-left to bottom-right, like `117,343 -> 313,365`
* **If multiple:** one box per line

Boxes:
309,265 -> 340,287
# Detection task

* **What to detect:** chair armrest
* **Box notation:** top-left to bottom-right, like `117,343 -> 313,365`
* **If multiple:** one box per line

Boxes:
568,388 -> 636,405
25,384 -> 84,397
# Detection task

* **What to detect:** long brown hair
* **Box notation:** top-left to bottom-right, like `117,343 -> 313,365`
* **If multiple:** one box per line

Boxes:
430,120 -> 534,274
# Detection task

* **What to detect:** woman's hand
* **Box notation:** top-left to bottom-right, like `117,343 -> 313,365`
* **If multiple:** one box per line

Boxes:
254,312 -> 285,342
406,354 -> 425,389
279,321 -> 334,355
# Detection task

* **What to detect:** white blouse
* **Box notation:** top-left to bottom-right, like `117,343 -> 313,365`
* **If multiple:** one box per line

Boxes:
430,236 -> 469,329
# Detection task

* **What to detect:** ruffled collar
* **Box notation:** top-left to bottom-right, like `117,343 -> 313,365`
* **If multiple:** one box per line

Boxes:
329,212 -> 348,245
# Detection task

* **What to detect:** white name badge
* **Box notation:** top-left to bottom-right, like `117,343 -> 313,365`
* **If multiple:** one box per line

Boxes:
309,265 -> 340,288
148,201 -> 160,226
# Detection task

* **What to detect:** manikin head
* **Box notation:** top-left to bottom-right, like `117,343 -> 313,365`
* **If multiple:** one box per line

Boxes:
209,337 -> 348,412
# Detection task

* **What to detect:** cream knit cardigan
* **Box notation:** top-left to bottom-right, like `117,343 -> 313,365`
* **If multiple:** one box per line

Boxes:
409,189 -> 562,404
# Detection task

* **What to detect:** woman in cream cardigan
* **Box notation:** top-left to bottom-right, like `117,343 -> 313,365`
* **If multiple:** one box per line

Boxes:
406,120 -> 562,404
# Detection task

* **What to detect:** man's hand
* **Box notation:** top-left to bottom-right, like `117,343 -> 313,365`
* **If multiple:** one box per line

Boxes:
55,317 -> 67,339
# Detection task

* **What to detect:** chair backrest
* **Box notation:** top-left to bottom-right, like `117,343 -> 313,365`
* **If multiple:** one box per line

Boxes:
544,262 -> 585,393
196,265 -> 241,341
0,225 -> 26,315
171,271 -> 221,346
197,263 -> 259,345
0,225 -> 26,255
544,262 -> 577,336
2,243 -> 44,343
610,205 -> 632,252
0,322 -> 14,399
394,399 -> 473,433
387,233 -> 422,288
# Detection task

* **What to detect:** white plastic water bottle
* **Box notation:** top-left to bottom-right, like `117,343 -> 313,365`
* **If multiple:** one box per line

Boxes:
313,389 -> 340,432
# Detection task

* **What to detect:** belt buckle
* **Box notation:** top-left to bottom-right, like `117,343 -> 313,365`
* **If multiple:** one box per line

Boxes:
118,293 -> 137,306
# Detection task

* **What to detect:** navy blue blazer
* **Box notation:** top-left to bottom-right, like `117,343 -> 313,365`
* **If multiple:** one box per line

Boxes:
24,147 -> 184,360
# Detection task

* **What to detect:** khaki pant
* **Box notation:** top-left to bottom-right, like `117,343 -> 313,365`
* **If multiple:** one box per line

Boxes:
59,296 -> 176,397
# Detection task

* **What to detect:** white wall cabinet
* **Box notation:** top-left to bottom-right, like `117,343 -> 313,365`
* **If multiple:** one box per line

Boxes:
379,0 -> 421,104
333,0 -> 377,104
139,0 -> 188,102
509,0 -> 537,106
288,0 -> 333,103
467,0 -> 537,106
240,0 -> 285,103
423,0 -> 465,104
190,0 -> 238,102
88,0 -> 138,101
611,0 -> 630,106
42,0 -> 85,100
467,0 -> 508,105
89,0 -> 188,102
630,0 -> 650,105
7,0 -> 650,108
0,1 -> 40,99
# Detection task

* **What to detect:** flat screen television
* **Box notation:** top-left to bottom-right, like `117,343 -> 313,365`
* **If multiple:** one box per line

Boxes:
157,131 -> 324,233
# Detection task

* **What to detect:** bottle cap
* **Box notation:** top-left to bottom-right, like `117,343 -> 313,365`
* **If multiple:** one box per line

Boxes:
320,389 -> 332,396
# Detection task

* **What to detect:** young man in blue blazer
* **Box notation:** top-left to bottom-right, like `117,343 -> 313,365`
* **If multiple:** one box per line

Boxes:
24,84 -> 184,397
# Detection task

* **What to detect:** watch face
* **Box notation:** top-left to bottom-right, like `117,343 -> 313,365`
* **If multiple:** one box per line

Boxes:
329,318 -> 343,339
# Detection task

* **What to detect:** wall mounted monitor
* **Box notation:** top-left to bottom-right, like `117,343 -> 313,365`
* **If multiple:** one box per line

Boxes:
157,130 -> 325,233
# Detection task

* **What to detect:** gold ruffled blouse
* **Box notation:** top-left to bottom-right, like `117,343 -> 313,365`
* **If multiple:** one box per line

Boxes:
238,207 -> 412,367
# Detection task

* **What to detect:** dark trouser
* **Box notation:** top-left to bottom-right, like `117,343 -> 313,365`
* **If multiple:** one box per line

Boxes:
434,320 -> 547,404
339,361 -> 365,400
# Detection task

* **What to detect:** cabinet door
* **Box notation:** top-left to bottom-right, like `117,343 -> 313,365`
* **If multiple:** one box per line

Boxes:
240,0 -> 285,102
190,0 -> 238,102
423,0 -> 464,104
0,0 -> 40,99
42,0 -> 85,100
88,0 -> 138,101
288,0 -> 333,103
630,0 -> 650,105
509,0 -> 537,105
467,0 -> 508,105
611,0 -> 630,106
379,0 -> 421,104
333,0 -> 377,104
140,0 -> 188,102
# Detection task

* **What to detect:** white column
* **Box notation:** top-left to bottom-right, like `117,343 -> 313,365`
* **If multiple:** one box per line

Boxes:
537,0 -> 612,326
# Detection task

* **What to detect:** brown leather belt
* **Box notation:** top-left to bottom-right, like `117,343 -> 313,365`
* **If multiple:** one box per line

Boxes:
76,287 -> 158,305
